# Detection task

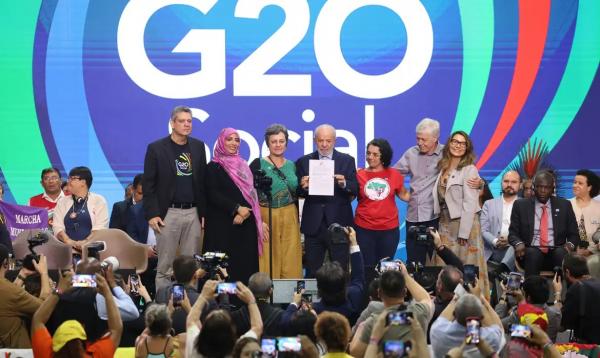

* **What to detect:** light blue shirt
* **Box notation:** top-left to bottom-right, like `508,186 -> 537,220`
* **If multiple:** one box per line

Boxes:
96,286 -> 140,321
430,317 -> 504,358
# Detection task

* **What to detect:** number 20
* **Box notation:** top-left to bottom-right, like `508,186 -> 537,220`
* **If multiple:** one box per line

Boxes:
118,0 -> 432,99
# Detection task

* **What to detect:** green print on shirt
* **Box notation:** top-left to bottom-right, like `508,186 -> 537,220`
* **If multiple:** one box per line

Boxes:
175,153 -> 192,176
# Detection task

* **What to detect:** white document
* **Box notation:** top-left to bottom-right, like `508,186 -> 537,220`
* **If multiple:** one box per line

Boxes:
308,159 -> 334,196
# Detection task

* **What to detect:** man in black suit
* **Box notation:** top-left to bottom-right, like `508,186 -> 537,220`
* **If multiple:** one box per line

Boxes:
109,183 -> 134,232
509,171 -> 579,276
143,105 -> 207,291
296,124 -> 357,277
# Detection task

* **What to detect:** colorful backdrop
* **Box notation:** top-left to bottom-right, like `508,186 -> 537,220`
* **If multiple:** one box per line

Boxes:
1,1 -> 598,257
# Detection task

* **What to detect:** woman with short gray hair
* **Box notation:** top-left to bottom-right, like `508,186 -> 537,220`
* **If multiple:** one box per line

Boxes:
250,123 -> 302,278
135,304 -> 174,358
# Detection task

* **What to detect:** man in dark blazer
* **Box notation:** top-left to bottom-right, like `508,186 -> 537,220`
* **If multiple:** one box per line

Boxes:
109,190 -> 133,232
296,124 -> 357,277
509,171 -> 579,276
143,106 -> 207,291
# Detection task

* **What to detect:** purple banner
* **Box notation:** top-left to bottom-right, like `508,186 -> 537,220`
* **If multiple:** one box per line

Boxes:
0,201 -> 48,241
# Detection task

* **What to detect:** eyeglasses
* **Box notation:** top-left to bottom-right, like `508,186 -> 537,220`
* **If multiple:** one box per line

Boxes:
450,139 -> 467,148
43,176 -> 60,182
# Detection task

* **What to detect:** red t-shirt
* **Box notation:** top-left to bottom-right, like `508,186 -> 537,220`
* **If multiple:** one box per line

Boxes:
29,193 -> 60,211
354,168 -> 404,230
32,327 -> 116,358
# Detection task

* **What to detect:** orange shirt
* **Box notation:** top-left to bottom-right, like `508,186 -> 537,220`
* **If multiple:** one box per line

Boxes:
32,327 -> 115,358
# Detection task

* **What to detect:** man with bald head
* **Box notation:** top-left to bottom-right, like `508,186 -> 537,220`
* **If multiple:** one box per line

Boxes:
509,171 -> 579,276
296,124 -> 358,277
480,170 -> 520,272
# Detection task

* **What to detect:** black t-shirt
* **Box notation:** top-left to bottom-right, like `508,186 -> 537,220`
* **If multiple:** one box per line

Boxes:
171,140 -> 195,203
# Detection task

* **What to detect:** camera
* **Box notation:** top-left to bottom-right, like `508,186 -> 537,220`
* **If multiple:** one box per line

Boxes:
328,223 -> 349,245
87,241 -> 105,260
408,225 -> 432,245
253,169 -> 273,193
23,231 -> 51,270
194,252 -> 229,279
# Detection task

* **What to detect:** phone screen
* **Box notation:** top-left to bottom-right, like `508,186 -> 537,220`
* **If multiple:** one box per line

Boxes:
172,284 -> 185,303
261,338 -> 277,358
217,282 -> 237,295
277,337 -> 301,352
130,274 -> 140,294
466,319 -> 481,344
463,265 -> 479,286
380,261 -> 400,272
72,274 -> 97,288
386,311 -> 412,326
383,340 -> 405,358
507,272 -> 523,290
510,324 -> 532,338
296,280 -> 305,293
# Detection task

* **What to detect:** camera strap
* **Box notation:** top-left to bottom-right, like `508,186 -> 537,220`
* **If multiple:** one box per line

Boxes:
266,156 -> 297,202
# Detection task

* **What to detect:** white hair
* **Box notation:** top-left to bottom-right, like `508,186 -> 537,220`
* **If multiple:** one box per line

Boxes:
416,118 -> 440,138
454,293 -> 483,325
314,124 -> 336,139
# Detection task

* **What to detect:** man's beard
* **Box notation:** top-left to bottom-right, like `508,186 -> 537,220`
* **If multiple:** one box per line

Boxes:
502,188 -> 516,196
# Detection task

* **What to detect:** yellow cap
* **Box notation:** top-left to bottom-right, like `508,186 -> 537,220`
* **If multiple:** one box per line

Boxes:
52,320 -> 87,352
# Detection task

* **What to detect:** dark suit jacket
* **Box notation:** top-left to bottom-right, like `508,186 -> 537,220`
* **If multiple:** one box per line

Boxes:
109,199 -> 132,232
508,196 -> 579,248
295,150 -> 357,236
126,202 -> 149,244
561,278 -> 600,343
143,136 -> 207,220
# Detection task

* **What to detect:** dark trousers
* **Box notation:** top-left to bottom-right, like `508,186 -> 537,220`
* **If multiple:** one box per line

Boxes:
304,219 -> 349,278
355,225 -> 399,286
405,219 -> 439,265
521,246 -> 567,277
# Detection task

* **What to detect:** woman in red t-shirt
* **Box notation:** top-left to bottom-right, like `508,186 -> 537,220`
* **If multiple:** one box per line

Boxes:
355,139 -> 409,275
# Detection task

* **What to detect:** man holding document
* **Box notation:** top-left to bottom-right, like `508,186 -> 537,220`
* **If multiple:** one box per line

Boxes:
296,124 -> 358,277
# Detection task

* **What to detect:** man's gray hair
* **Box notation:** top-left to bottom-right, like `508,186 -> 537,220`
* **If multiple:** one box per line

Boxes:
314,124 -> 336,139
170,105 -> 192,121
454,293 -> 483,326
416,118 -> 440,138
248,272 -> 273,299
588,254 -> 600,280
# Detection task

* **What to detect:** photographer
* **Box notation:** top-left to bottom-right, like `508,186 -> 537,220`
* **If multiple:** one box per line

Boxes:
13,253 -> 52,300
311,226 -> 365,325
430,280 -> 503,358
430,228 -> 464,271
494,275 -> 561,341
349,264 -> 433,357
0,243 -> 44,348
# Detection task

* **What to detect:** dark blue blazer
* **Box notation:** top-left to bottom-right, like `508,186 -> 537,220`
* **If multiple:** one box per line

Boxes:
295,150 -> 357,236
126,202 -> 149,244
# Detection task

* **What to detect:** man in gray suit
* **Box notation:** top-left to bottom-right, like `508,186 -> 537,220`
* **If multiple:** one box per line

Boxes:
480,170 -> 520,272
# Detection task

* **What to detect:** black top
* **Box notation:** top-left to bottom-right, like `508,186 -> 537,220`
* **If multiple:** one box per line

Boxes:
562,278 -> 600,344
171,140 -> 194,203
230,301 -> 284,337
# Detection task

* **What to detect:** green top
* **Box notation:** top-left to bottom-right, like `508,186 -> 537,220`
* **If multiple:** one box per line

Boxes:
258,157 -> 298,208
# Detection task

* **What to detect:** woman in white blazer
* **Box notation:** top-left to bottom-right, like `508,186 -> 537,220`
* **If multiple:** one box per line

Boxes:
432,130 -> 489,298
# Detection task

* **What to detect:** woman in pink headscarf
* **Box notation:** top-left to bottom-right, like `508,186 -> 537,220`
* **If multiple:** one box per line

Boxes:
204,128 -> 269,284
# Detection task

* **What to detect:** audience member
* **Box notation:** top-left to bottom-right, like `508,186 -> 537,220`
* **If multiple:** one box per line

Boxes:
296,124 -> 358,277
31,271 -> 122,357
429,265 -> 463,341
559,253 -> 600,343
364,312 -> 430,358
0,244 -> 44,348
143,105 -> 207,291
0,208 -> 10,253
53,166 -> 109,252
232,336 -> 260,358
186,280 -> 263,357
28,167 -> 65,219
109,181 -> 135,232
12,254 -> 52,300
494,275 -> 561,341
315,311 -> 352,358
349,265 -> 433,357
480,170 -> 520,273
311,227 -> 364,325
569,169 -> 600,251
430,282 -> 504,358
509,171 -> 579,276
231,272 -> 283,337
134,304 -> 175,358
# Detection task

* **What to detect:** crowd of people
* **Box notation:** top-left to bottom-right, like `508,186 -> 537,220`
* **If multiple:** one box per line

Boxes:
0,106 -> 599,357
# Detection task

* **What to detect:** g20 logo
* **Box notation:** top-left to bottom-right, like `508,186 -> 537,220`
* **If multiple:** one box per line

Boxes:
117,0 -> 433,99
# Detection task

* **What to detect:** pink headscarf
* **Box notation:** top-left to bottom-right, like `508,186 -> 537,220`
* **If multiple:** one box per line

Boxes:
213,128 -> 265,256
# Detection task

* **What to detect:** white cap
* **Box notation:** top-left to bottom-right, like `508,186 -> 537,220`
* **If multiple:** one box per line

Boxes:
103,256 -> 120,271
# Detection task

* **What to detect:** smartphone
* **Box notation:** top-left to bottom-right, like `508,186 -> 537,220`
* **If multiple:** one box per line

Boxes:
386,311 -> 413,326
383,340 -> 411,358
217,282 -> 237,295
466,318 -> 481,344
277,337 -> 302,352
463,265 -> 479,288
301,293 -> 313,303
172,284 -> 185,305
261,338 -> 277,358
129,274 -> 140,294
380,261 -> 400,272
296,280 -> 305,294
507,272 -> 523,291
72,274 -> 97,288
510,324 -> 532,339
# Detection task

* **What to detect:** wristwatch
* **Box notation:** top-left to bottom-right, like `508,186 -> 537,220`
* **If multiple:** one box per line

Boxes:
52,287 -> 63,296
